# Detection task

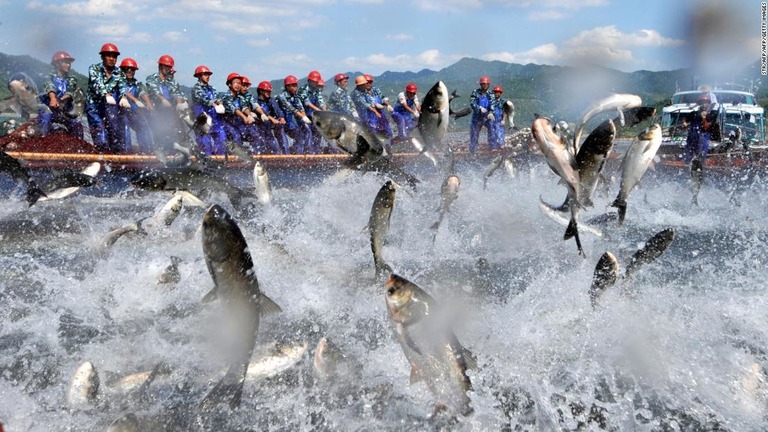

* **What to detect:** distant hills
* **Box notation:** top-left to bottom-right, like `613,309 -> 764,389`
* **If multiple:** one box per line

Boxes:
2,51 -> 764,133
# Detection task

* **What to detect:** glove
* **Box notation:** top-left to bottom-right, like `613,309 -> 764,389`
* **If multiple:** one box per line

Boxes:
260,113 -> 269,122
214,104 -> 225,114
105,95 -> 116,105
161,98 -> 172,108
480,107 -> 487,114
387,105 -> 394,113
176,102 -> 189,111
119,97 -> 131,109
375,103 -> 385,110
413,111 -> 420,119
135,101 -> 145,109
301,116 -> 311,125
487,112 -> 495,122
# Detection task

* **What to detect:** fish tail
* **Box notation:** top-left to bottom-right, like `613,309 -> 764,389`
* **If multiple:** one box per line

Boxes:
611,198 -> 627,225
564,219 -> 586,258
199,362 -> 247,411
25,179 -> 46,207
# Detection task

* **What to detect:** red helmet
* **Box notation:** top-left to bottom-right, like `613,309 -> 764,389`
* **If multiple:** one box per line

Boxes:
698,93 -> 711,103
317,79 -> 325,87
308,70 -> 322,82
334,73 -> 349,83
284,75 -> 298,86
241,76 -> 252,87
194,65 -> 212,77
51,51 -> 75,65
119,58 -> 139,70
354,76 -> 367,86
493,85 -> 503,93
405,83 -> 418,93
226,72 -> 243,85
158,55 -> 174,67
363,74 -> 374,83
479,76 -> 491,85
257,81 -> 273,92
99,43 -> 120,56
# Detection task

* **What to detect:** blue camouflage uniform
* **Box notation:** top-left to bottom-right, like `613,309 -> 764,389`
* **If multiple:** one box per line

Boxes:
298,83 -> 327,153
39,71 -> 83,139
255,95 -> 283,154
469,88 -> 496,152
489,96 -> 507,149
220,91 -> 250,148
277,89 -> 311,154
683,107 -> 719,165
391,91 -> 420,139
191,82 -> 227,155
328,86 -> 355,117
121,78 -> 154,153
351,87 -> 380,132
238,91 -> 262,151
369,86 -> 393,139
145,72 -> 185,152
87,63 -> 126,152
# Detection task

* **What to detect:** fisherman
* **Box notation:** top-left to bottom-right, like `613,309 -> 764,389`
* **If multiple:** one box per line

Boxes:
391,82 -> 421,139
489,85 -> 507,149
237,76 -> 264,152
364,74 -> 394,141
298,71 -> 328,154
86,43 -> 127,153
254,81 -> 284,154
39,50 -> 83,139
469,75 -> 496,153
277,75 -> 312,154
145,55 -> 187,153
682,93 -> 719,166
327,73 -> 357,118
351,76 -> 384,135
117,58 -> 154,153
220,72 -> 254,150
191,65 -> 227,155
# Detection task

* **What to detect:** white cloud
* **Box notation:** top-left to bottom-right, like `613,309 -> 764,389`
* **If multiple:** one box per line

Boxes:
482,44 -> 561,65
28,0 -> 141,16
131,32 -> 152,43
247,39 -> 272,48
163,31 -> 184,42
88,24 -> 132,37
210,21 -> 275,35
566,25 -> 684,49
565,46 -> 634,63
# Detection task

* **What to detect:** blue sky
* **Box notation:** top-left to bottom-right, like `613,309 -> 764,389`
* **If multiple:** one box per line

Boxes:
0,0 -> 759,87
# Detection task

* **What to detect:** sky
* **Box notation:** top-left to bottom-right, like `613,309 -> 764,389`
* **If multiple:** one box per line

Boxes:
0,0 -> 761,87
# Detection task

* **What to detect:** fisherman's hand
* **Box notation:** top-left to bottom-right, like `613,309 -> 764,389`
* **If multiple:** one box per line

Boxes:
161,98 -> 172,108
119,97 -> 131,109
214,104 -> 225,114
135,100 -> 145,109
413,111 -> 420,119
301,115 -> 312,125
487,112 -> 495,121
176,102 -> 189,111
480,107 -> 487,114
244,116 -> 254,125
387,105 -> 394,113
260,113 -> 269,122
105,94 -> 117,105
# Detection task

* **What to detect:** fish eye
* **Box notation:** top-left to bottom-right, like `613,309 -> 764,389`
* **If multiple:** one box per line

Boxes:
387,287 -> 397,295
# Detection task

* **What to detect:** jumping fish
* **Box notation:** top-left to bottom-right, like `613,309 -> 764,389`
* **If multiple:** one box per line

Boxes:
611,124 -> 662,225
588,252 -> 620,308
368,181 -> 397,279
572,93 -> 642,153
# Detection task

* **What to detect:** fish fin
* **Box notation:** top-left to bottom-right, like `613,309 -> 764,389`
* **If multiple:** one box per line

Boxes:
25,179 -> 47,207
564,219 -> 577,241
201,287 -> 218,303
259,293 -> 282,316
610,198 -> 627,225
462,348 -> 478,370
199,362 -> 248,411
409,365 -> 424,384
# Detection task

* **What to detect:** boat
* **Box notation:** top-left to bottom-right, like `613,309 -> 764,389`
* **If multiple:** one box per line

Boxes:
657,85 -> 768,173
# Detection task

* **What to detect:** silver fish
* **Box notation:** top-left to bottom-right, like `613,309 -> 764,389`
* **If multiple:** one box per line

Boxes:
589,252 -> 620,308
691,158 -> 703,206
532,116 -> 584,257
311,110 -> 384,162
573,93 -> 642,153
253,161 -> 272,205
625,228 -> 675,279
483,155 -> 505,190
199,204 -> 282,410
369,181 -> 397,279
67,361 -> 99,408
64,88 -> 86,119
431,175 -> 460,238
611,124 -> 662,224
503,100 -> 516,130
156,256 -> 182,286
416,81 -> 450,153
385,274 -> 475,416
313,337 -> 363,383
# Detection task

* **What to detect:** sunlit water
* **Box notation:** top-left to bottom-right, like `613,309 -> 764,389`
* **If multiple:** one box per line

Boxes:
0,156 -> 766,431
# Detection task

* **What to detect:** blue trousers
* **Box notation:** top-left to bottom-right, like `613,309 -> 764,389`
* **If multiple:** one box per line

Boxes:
469,116 -> 494,152
38,107 -> 83,139
255,122 -> 282,154
196,121 -> 227,155
285,124 -> 311,154
122,108 -> 154,153
86,101 -> 123,153
391,111 -> 417,138
683,131 -> 710,164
